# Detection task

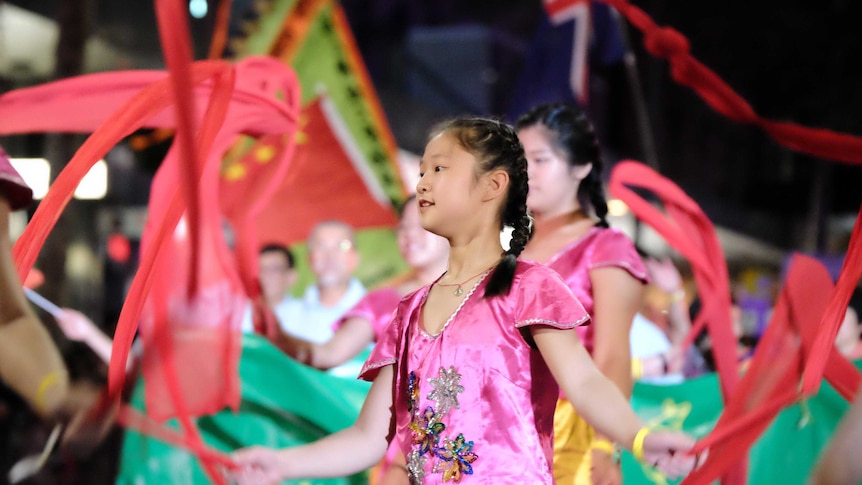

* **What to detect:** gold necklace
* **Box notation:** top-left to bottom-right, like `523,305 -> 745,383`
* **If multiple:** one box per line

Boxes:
436,265 -> 496,296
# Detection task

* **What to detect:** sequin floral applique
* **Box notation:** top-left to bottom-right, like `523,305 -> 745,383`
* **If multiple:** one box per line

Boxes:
408,371 -> 420,414
406,450 -> 427,485
409,406 -> 446,455
406,366 -> 478,483
427,365 -> 464,414
433,433 -> 478,482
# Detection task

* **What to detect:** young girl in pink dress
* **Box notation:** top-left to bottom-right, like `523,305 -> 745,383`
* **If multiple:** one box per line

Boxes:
230,117 -> 700,484
516,103 -> 648,484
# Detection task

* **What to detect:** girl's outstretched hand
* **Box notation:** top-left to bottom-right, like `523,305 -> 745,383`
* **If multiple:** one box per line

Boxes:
228,447 -> 287,485
641,430 -> 705,479
54,309 -> 100,343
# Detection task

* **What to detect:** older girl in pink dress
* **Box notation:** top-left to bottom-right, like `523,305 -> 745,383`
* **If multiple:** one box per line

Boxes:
230,117 -> 699,484
517,103 -> 648,485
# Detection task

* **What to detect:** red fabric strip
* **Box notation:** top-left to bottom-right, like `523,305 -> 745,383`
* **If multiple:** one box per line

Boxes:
208,0 -> 234,60
802,205 -> 862,393
151,1 -> 226,482
609,161 -> 739,400
117,405 -> 236,469
610,161 -> 743,483
595,0 -> 862,165
683,253 -> 860,484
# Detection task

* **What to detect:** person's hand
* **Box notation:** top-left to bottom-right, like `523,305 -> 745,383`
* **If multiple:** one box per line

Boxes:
665,347 -> 686,375
60,381 -> 115,456
590,448 -> 622,485
54,309 -> 98,343
229,447 -> 288,485
641,430 -> 704,479
645,258 -> 684,296
379,464 -> 410,485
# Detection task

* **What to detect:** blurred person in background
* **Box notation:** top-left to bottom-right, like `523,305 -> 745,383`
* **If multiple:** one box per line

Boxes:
279,196 -> 448,373
835,306 -> 861,360
281,221 -> 366,345
0,146 -> 70,418
241,243 -> 301,334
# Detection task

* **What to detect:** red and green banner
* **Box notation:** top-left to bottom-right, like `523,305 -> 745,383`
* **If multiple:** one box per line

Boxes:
223,0 -> 409,289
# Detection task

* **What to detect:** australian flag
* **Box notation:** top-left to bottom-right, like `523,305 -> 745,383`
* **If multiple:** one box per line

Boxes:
507,0 -> 625,121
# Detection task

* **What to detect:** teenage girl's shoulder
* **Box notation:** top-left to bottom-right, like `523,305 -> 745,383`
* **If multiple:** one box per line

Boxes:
590,227 -> 639,255
363,286 -> 402,306
588,228 -> 646,278
392,284 -> 430,316
513,259 -> 572,289
511,260 -> 590,326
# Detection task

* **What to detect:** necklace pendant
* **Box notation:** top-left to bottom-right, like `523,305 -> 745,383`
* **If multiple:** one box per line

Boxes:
453,286 -> 464,297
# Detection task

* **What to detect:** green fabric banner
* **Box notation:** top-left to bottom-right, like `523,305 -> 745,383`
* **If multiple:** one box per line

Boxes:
117,335 -> 371,485
621,364 -> 856,485
117,336 -> 859,484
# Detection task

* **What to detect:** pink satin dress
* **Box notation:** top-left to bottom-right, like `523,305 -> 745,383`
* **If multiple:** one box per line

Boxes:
542,226 -> 648,352
360,261 -> 589,484
333,287 -> 401,339
533,226 -> 648,484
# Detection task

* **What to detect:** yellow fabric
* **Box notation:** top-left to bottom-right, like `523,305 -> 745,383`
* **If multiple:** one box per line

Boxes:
553,397 -> 595,485
631,357 -> 643,380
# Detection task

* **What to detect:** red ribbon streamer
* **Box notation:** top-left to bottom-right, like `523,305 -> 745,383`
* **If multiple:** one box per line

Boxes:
609,161 -> 739,400
610,161 -> 862,484
545,0 -> 862,165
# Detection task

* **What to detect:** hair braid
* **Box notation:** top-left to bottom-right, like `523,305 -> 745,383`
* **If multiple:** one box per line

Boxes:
582,169 -> 609,228
502,139 -> 533,257
432,117 -> 531,298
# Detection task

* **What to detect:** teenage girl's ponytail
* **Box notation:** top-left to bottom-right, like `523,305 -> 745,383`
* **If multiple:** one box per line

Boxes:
582,169 -> 609,228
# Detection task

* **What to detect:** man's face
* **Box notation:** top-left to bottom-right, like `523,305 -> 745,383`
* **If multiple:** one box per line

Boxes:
307,225 -> 358,287
258,251 -> 295,303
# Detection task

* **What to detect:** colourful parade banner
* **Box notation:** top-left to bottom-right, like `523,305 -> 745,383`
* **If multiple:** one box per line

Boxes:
225,0 -> 410,291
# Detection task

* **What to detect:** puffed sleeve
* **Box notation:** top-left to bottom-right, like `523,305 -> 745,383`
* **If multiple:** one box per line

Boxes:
513,263 -> 591,330
358,306 -> 402,382
588,229 -> 648,283
332,288 -> 401,341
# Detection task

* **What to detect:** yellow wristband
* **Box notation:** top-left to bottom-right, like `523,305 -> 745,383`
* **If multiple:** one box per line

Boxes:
590,438 -> 616,455
670,289 -> 686,304
631,357 -> 643,380
591,438 -> 620,464
35,370 -> 64,413
632,427 -> 651,462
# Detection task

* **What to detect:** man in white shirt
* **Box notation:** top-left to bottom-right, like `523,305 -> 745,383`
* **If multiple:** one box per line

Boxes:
282,220 -> 366,344
240,244 -> 302,334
